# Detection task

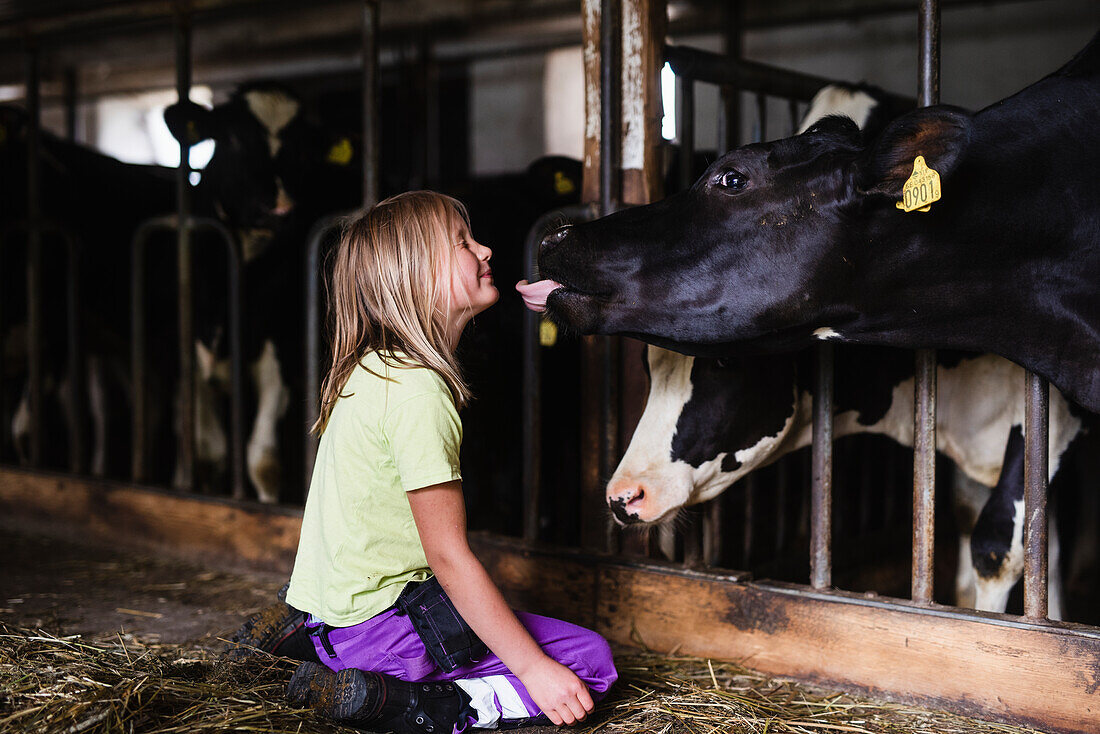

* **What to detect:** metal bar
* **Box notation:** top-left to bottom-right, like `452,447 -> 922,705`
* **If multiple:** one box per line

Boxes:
130,220 -> 153,481
754,93 -> 767,142
1024,372 -> 1049,619
717,2 -> 743,152
130,215 -> 244,497
677,75 -> 694,191
911,0 -> 940,606
304,215 -> 343,492
788,98 -> 799,135
63,228 -> 84,473
62,67 -> 77,141
175,12 -> 195,492
421,33 -> 440,190
597,0 -> 620,553
25,44 -> 43,467
362,0 -> 380,206
666,44 -> 914,108
742,473 -> 756,566
520,205 -> 595,541
811,342 -> 834,589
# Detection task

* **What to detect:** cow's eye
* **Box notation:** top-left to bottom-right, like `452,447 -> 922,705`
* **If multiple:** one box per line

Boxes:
717,170 -> 748,191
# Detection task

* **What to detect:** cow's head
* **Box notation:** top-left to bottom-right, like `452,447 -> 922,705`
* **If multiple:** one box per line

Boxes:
538,106 -> 971,349
165,84 -> 356,260
607,346 -> 801,525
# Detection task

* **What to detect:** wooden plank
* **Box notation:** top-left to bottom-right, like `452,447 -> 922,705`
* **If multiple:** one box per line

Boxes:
0,468 -> 301,570
1,468 -> 1096,732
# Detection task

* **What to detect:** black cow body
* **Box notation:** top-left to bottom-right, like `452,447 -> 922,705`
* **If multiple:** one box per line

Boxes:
1,105 -> 177,476
611,344 -> 1083,616
538,34 -> 1100,413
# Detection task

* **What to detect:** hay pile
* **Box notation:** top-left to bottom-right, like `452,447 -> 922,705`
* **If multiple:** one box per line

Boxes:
0,623 -> 1042,734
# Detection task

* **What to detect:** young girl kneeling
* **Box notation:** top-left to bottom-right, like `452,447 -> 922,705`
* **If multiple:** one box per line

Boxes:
273,192 -> 616,733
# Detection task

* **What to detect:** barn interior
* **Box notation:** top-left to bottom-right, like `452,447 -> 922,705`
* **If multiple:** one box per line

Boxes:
2,1 -> 1099,733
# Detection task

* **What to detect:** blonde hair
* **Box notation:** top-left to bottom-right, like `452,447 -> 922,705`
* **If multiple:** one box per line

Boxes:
313,190 -> 471,435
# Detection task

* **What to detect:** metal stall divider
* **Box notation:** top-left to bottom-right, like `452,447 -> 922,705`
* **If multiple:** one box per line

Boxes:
6,43 -> 88,473
130,215 -> 246,500
304,0 -> 381,496
522,204 -> 599,543
661,44 -> 912,573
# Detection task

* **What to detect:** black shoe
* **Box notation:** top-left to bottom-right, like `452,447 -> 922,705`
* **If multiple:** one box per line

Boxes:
286,661 -> 339,707
226,601 -> 316,662
291,665 -> 475,734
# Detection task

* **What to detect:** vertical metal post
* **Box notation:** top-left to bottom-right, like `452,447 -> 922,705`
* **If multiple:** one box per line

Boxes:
754,93 -> 767,142
363,1 -> 380,207
597,0 -> 620,553
811,342 -> 834,589
63,67 -> 77,141
131,222 -> 148,481
174,13 -> 195,492
1024,372 -> 1049,619
25,44 -> 43,467
677,76 -> 694,191
912,0 -> 940,605
523,228 -> 544,543
65,230 -> 85,473
421,33 -> 440,191
788,98 -> 800,135
718,3 -> 742,151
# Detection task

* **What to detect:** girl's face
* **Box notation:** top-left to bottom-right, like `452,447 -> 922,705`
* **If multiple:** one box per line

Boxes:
444,217 -> 498,320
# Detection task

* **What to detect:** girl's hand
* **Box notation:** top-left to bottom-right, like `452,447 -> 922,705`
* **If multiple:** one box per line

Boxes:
518,656 -> 594,726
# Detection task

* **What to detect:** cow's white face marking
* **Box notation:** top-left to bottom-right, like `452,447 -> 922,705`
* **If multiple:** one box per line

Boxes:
797,85 -> 878,133
973,499 -> 1025,614
247,339 -> 289,504
813,327 -> 841,340
243,89 -> 299,157
607,346 -> 800,524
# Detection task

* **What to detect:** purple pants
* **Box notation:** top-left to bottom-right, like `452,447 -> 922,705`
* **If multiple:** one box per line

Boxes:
307,607 -> 617,725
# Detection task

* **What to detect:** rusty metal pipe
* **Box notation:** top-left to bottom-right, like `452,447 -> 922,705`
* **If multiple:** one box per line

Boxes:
1024,372 -> 1049,619
911,0 -> 940,605
174,13 -> 195,492
811,342 -> 834,589
25,44 -> 43,467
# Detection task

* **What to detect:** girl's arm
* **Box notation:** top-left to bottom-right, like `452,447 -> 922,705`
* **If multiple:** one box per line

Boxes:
407,480 -> 594,726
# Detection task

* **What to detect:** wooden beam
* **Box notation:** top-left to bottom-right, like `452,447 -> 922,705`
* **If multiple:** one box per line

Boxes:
1,467 -> 1096,733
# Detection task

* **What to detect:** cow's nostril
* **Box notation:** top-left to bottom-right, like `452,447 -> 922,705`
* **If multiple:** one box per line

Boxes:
627,488 -> 645,506
540,225 -> 571,251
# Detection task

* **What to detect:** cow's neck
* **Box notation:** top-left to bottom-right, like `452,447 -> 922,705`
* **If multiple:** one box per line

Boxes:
846,68 -> 1100,412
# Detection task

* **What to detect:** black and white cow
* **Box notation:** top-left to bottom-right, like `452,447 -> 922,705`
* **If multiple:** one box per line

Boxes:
164,83 -> 361,502
610,345 -> 1081,617
1,104 -> 177,478
535,33 -> 1100,414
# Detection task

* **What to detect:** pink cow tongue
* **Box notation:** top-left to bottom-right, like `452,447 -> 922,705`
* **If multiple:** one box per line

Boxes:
515,279 -> 563,313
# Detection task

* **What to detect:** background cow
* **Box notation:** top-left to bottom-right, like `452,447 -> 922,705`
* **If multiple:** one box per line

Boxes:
1,104 -> 177,480
610,345 -> 1082,617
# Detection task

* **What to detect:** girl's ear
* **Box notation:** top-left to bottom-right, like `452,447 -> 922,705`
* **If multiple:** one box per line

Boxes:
856,105 -> 972,197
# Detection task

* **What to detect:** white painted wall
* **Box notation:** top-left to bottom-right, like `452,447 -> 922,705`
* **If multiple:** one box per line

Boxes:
467,0 -> 1097,173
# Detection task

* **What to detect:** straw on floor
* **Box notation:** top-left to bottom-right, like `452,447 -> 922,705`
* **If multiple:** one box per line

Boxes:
0,623 -> 1043,734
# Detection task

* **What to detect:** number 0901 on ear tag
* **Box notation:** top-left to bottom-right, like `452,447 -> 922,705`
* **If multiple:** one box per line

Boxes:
895,155 -> 942,213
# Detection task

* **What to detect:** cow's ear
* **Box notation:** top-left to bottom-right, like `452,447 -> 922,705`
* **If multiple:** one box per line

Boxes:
857,106 -> 971,197
164,100 -> 216,146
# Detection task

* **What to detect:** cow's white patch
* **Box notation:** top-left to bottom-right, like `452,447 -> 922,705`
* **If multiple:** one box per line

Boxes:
247,339 -> 289,503
11,384 -> 30,464
813,327 -> 841,340
244,89 -> 299,157
797,85 -> 878,134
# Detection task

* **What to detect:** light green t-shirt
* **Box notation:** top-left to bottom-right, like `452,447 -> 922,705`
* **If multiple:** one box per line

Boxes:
286,351 -> 462,626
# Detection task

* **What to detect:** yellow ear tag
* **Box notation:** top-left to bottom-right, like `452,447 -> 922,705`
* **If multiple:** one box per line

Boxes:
326,137 -> 354,166
554,171 -> 576,196
895,155 -> 941,213
539,317 -> 558,347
